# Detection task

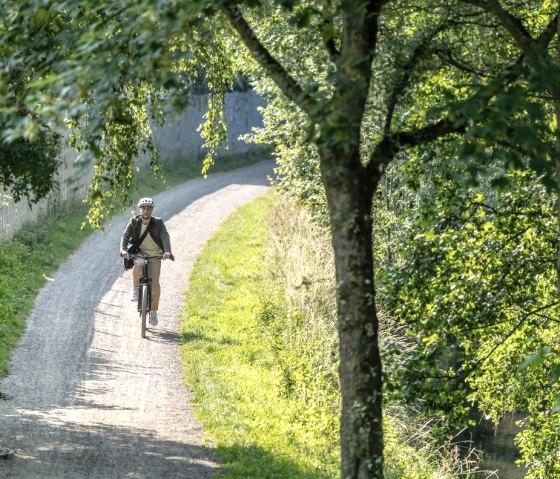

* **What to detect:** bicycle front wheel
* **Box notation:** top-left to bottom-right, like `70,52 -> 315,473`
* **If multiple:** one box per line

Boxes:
141,284 -> 149,338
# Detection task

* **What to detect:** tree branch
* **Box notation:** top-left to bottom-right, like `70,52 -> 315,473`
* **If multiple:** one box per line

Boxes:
537,12 -> 560,47
338,0 -> 386,75
324,34 -> 339,63
461,0 -> 552,59
320,0 -> 385,144
367,117 -> 467,178
365,11 -> 560,180
99,3 -> 137,29
220,4 -> 319,118
318,1 -> 340,63
434,47 -> 490,77
383,24 -> 445,137
462,300 -> 559,379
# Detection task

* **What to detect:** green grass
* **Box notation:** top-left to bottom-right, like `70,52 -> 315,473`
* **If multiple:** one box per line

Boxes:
180,193 -> 481,479
0,203 -> 94,377
180,191 -> 338,479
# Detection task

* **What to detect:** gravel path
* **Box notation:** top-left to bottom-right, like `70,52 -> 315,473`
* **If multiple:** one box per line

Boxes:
0,160 -> 274,478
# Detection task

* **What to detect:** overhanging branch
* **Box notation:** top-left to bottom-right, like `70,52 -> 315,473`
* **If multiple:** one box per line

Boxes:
462,300 -> 559,379
462,0 -> 555,59
365,11 -> 560,181
384,24 -> 445,138
220,4 -> 319,118
318,2 -> 340,63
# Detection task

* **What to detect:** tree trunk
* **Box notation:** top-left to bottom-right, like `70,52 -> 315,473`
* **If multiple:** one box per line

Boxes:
556,110 -> 560,302
319,145 -> 383,479
553,8 -> 560,302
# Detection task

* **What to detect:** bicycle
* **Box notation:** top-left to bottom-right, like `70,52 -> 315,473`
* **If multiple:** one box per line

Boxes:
130,254 -> 163,338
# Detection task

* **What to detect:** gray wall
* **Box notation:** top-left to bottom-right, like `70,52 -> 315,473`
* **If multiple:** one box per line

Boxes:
0,91 -> 266,240
155,91 -> 266,160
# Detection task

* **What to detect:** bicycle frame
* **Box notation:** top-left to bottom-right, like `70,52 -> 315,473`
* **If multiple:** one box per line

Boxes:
130,254 -> 162,338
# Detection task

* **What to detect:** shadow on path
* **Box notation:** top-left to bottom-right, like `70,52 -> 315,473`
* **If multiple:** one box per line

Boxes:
1,410 -> 218,479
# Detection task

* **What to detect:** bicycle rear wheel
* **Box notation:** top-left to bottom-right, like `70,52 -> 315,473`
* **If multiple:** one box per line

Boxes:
140,284 -> 149,338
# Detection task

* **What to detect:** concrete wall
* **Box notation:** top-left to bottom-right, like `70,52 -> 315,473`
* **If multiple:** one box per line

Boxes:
155,91 -> 266,160
0,91 -> 266,240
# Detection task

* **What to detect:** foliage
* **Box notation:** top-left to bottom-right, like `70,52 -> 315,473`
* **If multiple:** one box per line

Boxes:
7,0 -> 559,224
245,93 -> 329,221
0,0 -> 234,223
0,126 -> 61,204
386,167 -> 560,477
0,0 -> 64,204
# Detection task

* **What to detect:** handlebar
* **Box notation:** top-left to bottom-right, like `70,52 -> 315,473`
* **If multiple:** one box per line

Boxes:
121,251 -> 174,261
129,254 -> 164,260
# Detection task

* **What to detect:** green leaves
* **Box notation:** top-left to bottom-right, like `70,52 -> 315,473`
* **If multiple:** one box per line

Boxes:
518,347 -> 553,372
385,164 -> 560,475
0,0 -> 230,221
519,351 -> 560,416
0,126 -> 61,203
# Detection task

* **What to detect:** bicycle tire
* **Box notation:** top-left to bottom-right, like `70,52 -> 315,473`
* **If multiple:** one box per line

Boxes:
141,284 -> 149,338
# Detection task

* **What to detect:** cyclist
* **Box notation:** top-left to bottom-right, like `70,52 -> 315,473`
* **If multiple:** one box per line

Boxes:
120,197 -> 174,326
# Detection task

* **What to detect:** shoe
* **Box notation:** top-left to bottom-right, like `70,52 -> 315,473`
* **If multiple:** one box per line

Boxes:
131,287 -> 139,301
149,311 -> 158,326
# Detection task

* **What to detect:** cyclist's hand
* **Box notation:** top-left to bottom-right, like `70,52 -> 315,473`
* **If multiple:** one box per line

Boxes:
163,252 -> 171,260
121,250 -> 130,259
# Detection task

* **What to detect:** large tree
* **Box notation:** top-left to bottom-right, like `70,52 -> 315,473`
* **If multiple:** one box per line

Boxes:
1,1 -> 559,478
217,3 -> 559,477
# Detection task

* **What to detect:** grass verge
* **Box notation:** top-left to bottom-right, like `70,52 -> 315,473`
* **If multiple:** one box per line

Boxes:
0,203 -> 93,377
180,192 -> 484,479
180,191 -> 337,478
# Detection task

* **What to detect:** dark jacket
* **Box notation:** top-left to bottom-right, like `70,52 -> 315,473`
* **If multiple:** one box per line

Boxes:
120,215 -> 173,258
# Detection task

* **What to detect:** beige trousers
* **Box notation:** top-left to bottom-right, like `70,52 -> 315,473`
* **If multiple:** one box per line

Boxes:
133,258 -> 162,311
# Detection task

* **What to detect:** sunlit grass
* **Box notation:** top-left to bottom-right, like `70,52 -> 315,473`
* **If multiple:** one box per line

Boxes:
180,193 -> 485,479
180,191 -> 337,478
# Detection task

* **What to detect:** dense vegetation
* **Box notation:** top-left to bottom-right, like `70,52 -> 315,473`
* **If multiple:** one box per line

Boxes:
387,168 -> 559,477
270,135 -> 560,478
181,192 -> 483,478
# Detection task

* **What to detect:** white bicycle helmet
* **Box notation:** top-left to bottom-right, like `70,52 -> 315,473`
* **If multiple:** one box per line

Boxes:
137,197 -> 155,208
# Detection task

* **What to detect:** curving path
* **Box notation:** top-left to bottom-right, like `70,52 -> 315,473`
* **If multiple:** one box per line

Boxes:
0,160 -> 274,478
